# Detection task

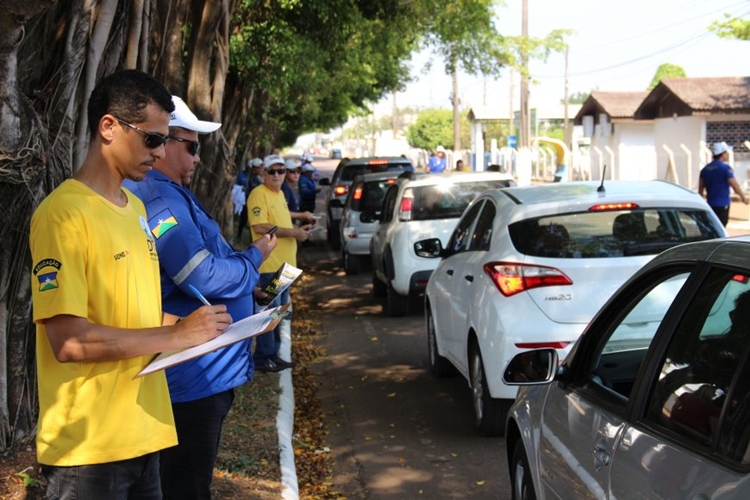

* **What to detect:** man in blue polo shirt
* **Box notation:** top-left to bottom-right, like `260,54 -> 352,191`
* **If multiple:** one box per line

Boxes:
125,96 -> 276,499
699,141 -> 748,226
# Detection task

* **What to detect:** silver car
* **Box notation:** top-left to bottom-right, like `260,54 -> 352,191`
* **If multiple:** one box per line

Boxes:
504,235 -> 750,499
339,172 -> 404,274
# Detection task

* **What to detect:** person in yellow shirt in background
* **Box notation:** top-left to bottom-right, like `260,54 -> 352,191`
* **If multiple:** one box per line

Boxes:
247,154 -> 313,372
29,69 -> 231,499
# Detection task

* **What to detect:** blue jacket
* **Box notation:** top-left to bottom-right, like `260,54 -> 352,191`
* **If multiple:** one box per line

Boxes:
124,171 -> 262,403
428,155 -> 447,173
700,160 -> 735,208
298,174 -> 317,211
282,182 -> 300,213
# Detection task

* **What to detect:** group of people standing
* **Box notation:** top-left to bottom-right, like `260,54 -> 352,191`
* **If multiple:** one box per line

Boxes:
28,68 -> 310,500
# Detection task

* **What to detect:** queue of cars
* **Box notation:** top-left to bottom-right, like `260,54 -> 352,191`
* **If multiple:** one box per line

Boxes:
320,155 -> 741,497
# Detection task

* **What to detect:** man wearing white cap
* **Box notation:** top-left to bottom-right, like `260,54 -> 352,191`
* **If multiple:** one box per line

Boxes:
428,145 -> 447,173
125,96 -> 276,499
699,141 -> 748,226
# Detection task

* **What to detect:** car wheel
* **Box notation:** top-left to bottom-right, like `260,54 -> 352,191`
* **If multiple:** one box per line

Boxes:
343,251 -> 361,275
511,440 -> 537,500
427,308 -> 456,377
372,272 -> 387,297
386,282 -> 409,317
469,342 -> 508,436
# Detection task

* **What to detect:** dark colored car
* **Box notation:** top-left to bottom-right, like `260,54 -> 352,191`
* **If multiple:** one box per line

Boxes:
324,156 -> 414,249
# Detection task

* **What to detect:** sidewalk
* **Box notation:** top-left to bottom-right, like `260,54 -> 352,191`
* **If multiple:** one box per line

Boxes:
727,218 -> 750,236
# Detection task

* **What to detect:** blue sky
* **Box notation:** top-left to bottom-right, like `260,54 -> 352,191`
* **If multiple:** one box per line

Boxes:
376,0 -> 750,113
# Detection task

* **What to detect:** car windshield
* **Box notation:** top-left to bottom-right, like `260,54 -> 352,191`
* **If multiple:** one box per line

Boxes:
508,208 -> 723,258
410,180 -> 513,221
341,162 -> 413,181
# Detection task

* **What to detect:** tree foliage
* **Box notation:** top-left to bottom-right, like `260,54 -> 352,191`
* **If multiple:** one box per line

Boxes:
648,63 -> 686,90
406,109 -> 469,151
710,13 -> 750,40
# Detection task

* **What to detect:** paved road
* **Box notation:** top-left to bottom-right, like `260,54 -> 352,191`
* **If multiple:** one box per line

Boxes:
296,159 -> 510,499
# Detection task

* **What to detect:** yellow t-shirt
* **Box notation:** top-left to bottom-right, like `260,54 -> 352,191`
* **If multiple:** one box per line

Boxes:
30,179 -> 177,466
247,184 -> 297,272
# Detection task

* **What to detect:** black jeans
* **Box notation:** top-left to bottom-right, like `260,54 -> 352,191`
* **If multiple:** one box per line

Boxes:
42,452 -> 161,500
711,205 -> 729,226
160,389 -> 235,500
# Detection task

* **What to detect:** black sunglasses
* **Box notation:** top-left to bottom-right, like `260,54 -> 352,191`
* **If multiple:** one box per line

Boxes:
114,117 -> 170,149
266,168 -> 286,176
169,136 -> 201,156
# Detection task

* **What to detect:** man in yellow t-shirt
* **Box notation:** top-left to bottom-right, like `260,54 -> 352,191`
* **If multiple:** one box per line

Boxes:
247,154 -> 312,372
30,70 -> 231,499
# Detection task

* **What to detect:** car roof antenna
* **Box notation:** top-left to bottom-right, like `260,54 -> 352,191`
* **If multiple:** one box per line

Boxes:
597,165 -> 607,193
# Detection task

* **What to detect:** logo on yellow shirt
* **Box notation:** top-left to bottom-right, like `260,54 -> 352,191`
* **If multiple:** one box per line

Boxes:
252,207 -> 262,217
149,208 -> 179,239
33,258 -> 62,292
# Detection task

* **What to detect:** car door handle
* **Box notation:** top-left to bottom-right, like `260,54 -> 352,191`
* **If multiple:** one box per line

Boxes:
592,446 -> 611,471
464,275 -> 474,282
446,269 -> 454,276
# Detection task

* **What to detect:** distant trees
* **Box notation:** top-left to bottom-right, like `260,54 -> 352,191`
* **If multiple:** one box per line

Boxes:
649,63 -> 687,90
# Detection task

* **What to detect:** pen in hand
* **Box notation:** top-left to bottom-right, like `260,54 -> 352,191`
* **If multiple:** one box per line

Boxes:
188,284 -> 212,306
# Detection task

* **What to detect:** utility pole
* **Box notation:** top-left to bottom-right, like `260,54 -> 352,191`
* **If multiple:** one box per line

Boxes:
520,0 -> 530,149
508,68 -> 515,140
392,91 -> 398,138
564,45 -> 570,148
451,45 -> 461,151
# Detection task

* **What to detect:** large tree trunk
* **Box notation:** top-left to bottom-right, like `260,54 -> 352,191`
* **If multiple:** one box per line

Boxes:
0,0 -> 59,448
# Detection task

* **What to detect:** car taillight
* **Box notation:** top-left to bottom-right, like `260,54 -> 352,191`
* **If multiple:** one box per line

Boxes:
589,202 -> 639,211
334,185 -> 348,196
352,186 -> 363,201
399,194 -> 413,220
515,342 -> 570,349
483,262 -> 572,297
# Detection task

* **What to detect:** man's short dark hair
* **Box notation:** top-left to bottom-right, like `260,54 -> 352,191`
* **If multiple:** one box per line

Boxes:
87,70 -> 174,137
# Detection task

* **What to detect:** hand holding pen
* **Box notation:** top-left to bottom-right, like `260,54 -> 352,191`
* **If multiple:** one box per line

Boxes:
172,285 -> 232,346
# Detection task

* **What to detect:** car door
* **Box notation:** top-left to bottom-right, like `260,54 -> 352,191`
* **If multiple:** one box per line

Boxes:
609,266 -> 750,499
432,200 -> 486,357
538,267 -> 695,499
371,184 -> 398,281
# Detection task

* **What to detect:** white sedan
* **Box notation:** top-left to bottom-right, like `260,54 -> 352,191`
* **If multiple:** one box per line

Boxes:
422,180 -> 727,436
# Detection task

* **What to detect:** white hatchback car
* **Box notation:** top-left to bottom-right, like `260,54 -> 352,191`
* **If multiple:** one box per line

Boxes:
370,171 -> 516,316
422,180 -> 727,436
504,236 -> 750,499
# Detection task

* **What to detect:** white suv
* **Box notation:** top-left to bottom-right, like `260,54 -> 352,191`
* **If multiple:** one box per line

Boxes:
370,171 -> 516,316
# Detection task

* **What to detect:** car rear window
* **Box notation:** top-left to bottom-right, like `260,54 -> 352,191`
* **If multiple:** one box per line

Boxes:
509,208 -> 723,258
410,180 -> 513,221
351,179 -> 395,212
340,162 -> 414,182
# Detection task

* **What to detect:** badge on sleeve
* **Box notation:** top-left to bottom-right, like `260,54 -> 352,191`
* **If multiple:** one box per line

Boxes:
33,259 -> 62,292
149,208 -> 179,239
252,207 -> 262,217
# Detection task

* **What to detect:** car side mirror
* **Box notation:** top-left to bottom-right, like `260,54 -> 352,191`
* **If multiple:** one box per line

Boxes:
318,178 -> 331,186
414,238 -> 443,258
502,349 -> 559,385
360,211 -> 378,223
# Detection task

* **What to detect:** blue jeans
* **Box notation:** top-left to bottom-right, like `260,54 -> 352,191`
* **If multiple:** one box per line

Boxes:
253,272 -> 291,364
42,452 -> 161,500
160,390 -> 234,500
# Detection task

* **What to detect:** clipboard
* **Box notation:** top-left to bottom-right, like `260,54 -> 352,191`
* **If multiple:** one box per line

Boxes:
137,302 -> 290,377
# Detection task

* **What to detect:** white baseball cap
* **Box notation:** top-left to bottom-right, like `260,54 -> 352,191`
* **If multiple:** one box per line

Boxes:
285,158 -> 301,170
169,96 -> 221,133
711,141 -> 732,156
436,145 -> 446,153
263,154 -> 285,169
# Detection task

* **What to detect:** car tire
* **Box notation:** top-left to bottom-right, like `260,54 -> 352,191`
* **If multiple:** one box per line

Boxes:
427,308 -> 456,377
469,342 -> 508,436
511,440 -> 537,500
386,282 -> 409,317
343,251 -> 361,275
372,271 -> 387,297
